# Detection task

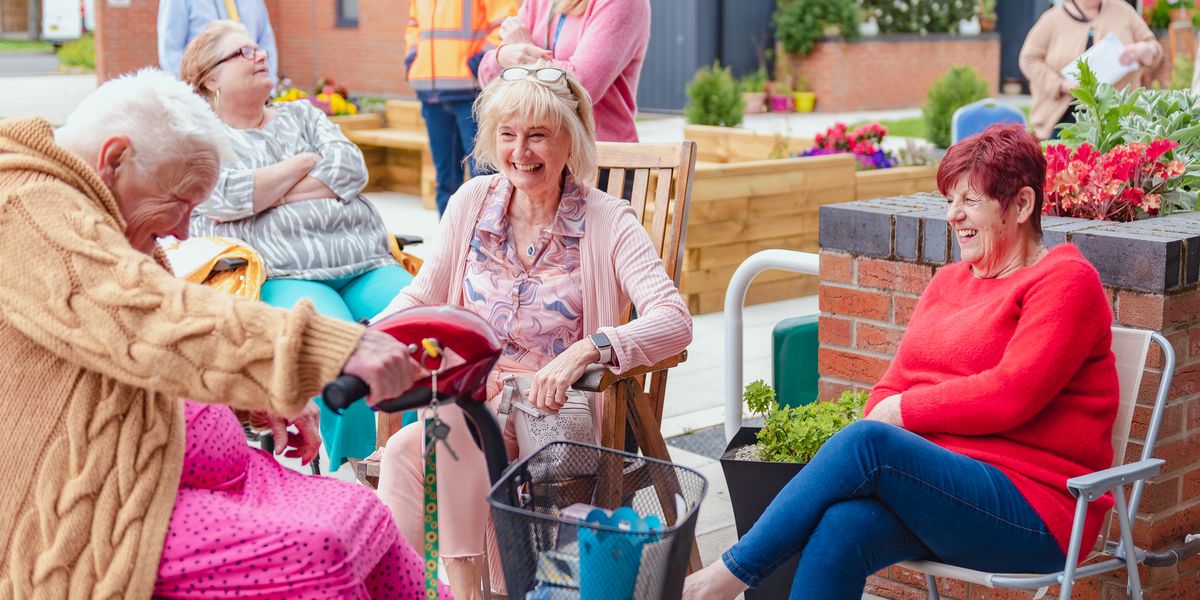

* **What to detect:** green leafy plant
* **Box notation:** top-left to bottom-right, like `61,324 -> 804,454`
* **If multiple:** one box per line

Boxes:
860,0 -> 977,34
1150,0 -> 1172,29
771,0 -> 861,56
980,0 -> 996,17
1172,55 -> 1194,91
745,381 -> 868,463
1058,61 -> 1200,212
685,62 -> 745,127
922,65 -> 988,148
57,33 -> 94,71
739,67 -> 769,94
794,74 -> 812,93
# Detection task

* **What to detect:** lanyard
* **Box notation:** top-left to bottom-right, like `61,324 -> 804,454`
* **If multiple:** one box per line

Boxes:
544,13 -> 567,57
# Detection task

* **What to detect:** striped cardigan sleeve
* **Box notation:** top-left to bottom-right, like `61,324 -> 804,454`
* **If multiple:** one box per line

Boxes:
600,206 -> 692,373
298,102 -> 369,202
201,167 -> 257,221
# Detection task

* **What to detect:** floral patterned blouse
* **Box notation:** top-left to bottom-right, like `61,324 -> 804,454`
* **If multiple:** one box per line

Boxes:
463,176 -> 587,369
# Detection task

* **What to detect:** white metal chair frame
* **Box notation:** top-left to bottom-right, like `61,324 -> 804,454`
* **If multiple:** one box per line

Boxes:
722,251 -> 1177,600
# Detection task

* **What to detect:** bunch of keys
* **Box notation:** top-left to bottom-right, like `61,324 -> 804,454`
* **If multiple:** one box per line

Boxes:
422,338 -> 458,462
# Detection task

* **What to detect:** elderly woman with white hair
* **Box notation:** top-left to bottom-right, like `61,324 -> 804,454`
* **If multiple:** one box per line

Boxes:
375,63 -> 693,598
0,69 -> 446,599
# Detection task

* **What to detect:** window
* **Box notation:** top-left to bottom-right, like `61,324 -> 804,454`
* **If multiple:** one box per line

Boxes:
336,0 -> 359,28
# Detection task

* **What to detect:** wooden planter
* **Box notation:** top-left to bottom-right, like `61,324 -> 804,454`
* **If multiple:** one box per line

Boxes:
680,125 -> 939,313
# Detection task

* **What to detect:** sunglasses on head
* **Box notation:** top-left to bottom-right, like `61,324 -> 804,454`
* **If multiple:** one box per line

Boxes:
500,66 -> 567,83
215,46 -> 268,68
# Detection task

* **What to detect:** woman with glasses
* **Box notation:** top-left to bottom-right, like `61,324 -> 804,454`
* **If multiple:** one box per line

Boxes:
374,64 -> 692,599
477,0 -> 649,144
685,125 -> 1120,599
179,21 -> 413,472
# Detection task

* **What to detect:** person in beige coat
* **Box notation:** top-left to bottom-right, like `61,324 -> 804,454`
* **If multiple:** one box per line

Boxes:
0,69 -> 429,598
1020,0 -> 1161,139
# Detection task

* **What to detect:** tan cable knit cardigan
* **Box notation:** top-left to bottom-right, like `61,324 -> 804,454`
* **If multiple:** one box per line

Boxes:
0,117 -> 366,599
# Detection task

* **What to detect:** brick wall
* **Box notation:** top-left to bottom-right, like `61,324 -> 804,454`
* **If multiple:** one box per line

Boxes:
779,34 -> 1000,112
95,0 -> 415,96
819,195 -> 1200,598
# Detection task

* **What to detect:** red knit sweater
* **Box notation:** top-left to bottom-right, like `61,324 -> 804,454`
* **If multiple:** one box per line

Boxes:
866,244 -> 1119,558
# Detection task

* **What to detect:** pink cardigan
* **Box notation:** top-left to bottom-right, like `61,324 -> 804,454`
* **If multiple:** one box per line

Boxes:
376,174 -> 692,374
477,0 -> 650,142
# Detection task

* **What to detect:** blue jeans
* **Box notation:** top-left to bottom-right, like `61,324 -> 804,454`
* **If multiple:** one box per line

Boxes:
421,99 -> 480,216
724,421 -> 1067,599
260,265 -> 414,467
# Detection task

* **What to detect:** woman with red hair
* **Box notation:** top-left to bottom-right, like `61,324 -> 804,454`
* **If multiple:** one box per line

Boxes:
684,124 -> 1120,599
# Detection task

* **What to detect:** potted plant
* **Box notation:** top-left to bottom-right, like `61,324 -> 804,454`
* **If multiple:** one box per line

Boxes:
683,61 -> 745,127
768,84 -> 794,112
979,0 -> 997,32
771,0 -> 861,57
793,75 -> 816,112
739,67 -> 769,114
720,382 -> 867,600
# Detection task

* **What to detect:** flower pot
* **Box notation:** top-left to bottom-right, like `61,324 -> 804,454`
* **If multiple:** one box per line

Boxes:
959,16 -> 981,36
979,14 -> 997,32
793,91 -> 816,112
768,94 -> 794,112
742,91 -> 767,114
719,427 -> 807,600
858,17 -> 879,37
1173,8 -> 1193,24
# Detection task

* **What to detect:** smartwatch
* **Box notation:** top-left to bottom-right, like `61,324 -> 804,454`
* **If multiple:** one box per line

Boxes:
589,332 -> 613,364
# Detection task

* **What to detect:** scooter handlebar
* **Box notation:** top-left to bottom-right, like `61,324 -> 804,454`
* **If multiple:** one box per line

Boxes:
323,374 -> 370,412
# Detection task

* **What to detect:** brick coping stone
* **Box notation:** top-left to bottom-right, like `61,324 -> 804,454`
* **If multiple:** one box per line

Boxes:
819,194 -> 1200,293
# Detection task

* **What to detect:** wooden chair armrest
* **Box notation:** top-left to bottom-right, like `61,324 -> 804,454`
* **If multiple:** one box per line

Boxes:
573,350 -> 687,393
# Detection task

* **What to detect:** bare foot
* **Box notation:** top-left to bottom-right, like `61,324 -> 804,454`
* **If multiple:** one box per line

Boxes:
682,560 -> 749,600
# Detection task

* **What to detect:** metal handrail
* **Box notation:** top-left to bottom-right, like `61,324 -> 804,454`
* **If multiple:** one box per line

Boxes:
722,250 -> 821,442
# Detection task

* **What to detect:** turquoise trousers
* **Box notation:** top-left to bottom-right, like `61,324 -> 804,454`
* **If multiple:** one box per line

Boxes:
260,265 -> 414,468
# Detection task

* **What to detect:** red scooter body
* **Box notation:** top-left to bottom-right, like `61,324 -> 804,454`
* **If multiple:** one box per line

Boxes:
371,305 -> 503,405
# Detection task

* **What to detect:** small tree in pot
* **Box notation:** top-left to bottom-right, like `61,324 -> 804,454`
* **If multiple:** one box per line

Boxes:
739,67 -> 769,114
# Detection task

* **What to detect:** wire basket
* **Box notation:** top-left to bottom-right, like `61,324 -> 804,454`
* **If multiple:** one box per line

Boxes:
488,441 -> 708,600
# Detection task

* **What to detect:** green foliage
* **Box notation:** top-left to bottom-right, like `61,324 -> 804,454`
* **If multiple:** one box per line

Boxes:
0,39 -> 53,53
1150,0 -> 1172,29
1172,55 -> 1195,91
771,0 -> 860,56
57,34 -> 95,71
980,0 -> 996,16
739,67 -> 769,94
1059,61 -> 1200,213
922,65 -> 988,148
860,0 -> 977,34
745,382 -> 868,463
685,62 -> 745,127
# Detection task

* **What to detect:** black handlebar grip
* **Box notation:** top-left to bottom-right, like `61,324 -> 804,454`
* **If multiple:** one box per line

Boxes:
323,374 -> 370,413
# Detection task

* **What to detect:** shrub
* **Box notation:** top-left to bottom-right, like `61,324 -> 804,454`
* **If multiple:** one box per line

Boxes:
860,0 -> 977,34
739,67 -> 769,94
1150,1 -> 1172,29
922,65 -> 988,148
745,380 -> 868,463
771,0 -> 860,56
684,62 -> 744,127
57,33 -> 94,71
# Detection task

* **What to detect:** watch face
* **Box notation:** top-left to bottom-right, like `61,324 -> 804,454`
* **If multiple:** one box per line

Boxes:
591,332 -> 611,347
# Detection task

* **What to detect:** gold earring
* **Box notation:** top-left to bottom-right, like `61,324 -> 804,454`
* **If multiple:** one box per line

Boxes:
213,89 -> 221,110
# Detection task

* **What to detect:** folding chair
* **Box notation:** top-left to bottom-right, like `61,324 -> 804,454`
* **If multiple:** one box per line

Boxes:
899,326 -> 1175,600
951,98 -> 1027,144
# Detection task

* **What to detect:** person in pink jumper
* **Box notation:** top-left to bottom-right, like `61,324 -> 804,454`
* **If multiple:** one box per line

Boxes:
374,64 -> 692,599
685,124 -> 1121,599
477,0 -> 650,143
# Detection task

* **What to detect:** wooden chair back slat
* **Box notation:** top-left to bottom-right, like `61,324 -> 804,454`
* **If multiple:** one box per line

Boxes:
605,168 -> 626,198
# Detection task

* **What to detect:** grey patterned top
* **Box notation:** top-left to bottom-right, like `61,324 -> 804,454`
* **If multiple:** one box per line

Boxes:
190,101 -> 395,280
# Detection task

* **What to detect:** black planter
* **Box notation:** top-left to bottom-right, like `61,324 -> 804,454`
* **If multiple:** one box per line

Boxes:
718,426 -> 807,600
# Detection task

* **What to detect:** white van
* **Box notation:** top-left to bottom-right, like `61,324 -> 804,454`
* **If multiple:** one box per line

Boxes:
41,0 -> 93,45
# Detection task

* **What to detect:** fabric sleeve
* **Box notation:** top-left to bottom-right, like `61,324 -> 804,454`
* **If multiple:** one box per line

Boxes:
195,166 -> 257,222
156,0 -> 189,76
899,261 -> 1112,435
601,209 -> 693,373
484,0 -> 520,47
373,179 -> 487,321
296,102 -> 369,202
477,0 -> 534,84
0,181 -> 364,418
1130,12 -> 1163,69
547,0 -> 647,104
1019,14 -> 1067,105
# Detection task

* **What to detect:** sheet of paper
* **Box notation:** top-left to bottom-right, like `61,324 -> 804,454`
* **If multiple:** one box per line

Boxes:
1061,32 -> 1139,85
162,237 -> 228,279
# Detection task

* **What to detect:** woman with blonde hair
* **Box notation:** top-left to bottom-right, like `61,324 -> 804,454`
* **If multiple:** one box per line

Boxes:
477,0 -> 649,143
179,21 -> 412,469
375,63 -> 692,598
